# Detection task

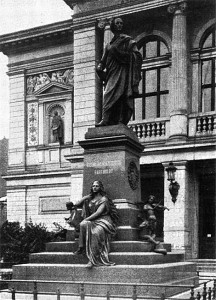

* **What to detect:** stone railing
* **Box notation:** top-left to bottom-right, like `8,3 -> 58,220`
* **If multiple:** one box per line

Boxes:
130,113 -> 216,142
129,118 -> 169,142
188,112 -> 216,137
1,278 -> 215,300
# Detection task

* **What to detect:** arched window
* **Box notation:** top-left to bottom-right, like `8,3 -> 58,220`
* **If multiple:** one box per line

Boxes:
133,37 -> 170,120
200,25 -> 216,112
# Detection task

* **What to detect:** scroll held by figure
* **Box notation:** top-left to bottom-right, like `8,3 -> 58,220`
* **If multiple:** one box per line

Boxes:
96,17 -> 142,126
51,111 -> 63,144
139,195 -> 169,255
68,181 -> 119,268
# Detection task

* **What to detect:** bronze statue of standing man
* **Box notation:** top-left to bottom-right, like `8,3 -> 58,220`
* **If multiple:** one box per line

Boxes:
96,17 -> 142,127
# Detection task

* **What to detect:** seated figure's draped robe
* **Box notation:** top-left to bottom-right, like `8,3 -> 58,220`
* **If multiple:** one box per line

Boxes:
79,196 -> 116,266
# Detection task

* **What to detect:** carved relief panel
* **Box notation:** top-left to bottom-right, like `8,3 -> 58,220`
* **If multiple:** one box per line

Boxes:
27,103 -> 38,146
26,69 -> 73,95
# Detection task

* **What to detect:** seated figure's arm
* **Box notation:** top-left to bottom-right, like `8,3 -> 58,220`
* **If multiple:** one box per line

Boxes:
85,202 -> 106,221
73,195 -> 90,207
153,203 -> 169,211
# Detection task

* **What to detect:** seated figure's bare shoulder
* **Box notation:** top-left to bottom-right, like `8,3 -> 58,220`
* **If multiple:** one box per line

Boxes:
100,195 -> 108,204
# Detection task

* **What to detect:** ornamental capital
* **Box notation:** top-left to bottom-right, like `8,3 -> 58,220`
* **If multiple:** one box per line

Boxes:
97,18 -> 112,30
167,1 -> 187,15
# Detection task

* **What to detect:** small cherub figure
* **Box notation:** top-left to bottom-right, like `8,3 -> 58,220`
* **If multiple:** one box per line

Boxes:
65,202 -> 82,239
139,195 -> 169,255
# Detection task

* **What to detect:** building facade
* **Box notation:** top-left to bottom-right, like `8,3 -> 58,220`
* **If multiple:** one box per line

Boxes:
0,137 -> 8,198
0,0 -> 215,259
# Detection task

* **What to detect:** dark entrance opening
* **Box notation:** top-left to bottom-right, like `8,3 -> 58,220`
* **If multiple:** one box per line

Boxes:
199,174 -> 216,258
140,164 -> 164,241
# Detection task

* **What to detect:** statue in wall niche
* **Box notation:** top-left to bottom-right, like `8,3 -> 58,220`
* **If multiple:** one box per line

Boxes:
138,195 -> 169,255
96,17 -> 142,127
51,111 -> 64,144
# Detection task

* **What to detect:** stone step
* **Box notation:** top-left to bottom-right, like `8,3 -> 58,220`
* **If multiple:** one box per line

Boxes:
197,265 -> 216,272
11,262 -> 198,297
190,259 -> 216,273
192,259 -> 216,262
7,276 -> 198,299
29,251 -> 184,265
45,241 -> 172,253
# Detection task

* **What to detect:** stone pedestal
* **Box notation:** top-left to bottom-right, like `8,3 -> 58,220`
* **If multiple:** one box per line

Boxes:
79,124 -> 144,240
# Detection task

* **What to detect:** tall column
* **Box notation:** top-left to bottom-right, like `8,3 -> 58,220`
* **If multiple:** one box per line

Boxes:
103,22 -> 113,50
168,2 -> 188,141
163,161 -> 192,258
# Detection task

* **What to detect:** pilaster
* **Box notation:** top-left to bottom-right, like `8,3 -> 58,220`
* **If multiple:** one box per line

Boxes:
73,23 -> 98,144
8,70 -> 26,171
163,161 -> 192,258
7,188 -> 27,225
38,103 -> 44,145
168,2 -> 188,141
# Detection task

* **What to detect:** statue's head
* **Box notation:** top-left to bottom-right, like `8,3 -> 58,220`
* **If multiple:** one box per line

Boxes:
90,180 -> 105,195
148,195 -> 155,203
110,17 -> 124,34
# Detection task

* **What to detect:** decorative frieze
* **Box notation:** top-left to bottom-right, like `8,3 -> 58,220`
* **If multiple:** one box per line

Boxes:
97,18 -> 110,30
26,68 -> 74,95
27,103 -> 38,146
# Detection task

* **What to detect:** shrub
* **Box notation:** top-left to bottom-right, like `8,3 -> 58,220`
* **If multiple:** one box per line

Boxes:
1,220 -> 65,264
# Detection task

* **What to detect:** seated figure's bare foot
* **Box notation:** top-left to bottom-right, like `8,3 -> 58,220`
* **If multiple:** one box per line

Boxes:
139,221 -> 148,228
73,247 -> 85,255
95,120 -> 107,127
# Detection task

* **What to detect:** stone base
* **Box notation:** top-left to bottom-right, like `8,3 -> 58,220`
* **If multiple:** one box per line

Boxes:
79,124 -> 143,207
11,262 -> 198,298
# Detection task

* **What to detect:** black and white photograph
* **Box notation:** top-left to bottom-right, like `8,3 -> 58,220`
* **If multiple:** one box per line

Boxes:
0,0 -> 215,299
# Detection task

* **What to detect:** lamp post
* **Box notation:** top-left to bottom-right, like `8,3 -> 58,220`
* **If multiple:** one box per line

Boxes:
166,162 -> 180,203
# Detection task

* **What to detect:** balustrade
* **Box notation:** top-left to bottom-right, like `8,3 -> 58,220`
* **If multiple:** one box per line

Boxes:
129,113 -> 216,143
0,278 -> 215,299
196,115 -> 216,135
129,120 -> 167,141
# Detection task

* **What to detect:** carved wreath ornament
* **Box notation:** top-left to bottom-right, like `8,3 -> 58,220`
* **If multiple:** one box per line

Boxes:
127,161 -> 139,190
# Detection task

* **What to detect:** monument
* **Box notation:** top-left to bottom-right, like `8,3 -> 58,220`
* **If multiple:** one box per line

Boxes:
7,9 -> 198,300
9,122 -> 198,298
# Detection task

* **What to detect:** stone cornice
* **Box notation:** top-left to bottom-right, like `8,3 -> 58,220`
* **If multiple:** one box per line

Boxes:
69,0 -> 188,30
64,0 -> 214,30
3,170 -> 72,181
0,19 -> 73,55
73,0 -> 184,19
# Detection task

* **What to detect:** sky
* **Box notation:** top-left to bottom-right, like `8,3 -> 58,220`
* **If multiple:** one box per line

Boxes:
0,0 -> 72,139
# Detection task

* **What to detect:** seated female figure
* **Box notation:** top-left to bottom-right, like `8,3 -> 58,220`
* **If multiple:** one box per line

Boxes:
73,181 -> 118,268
